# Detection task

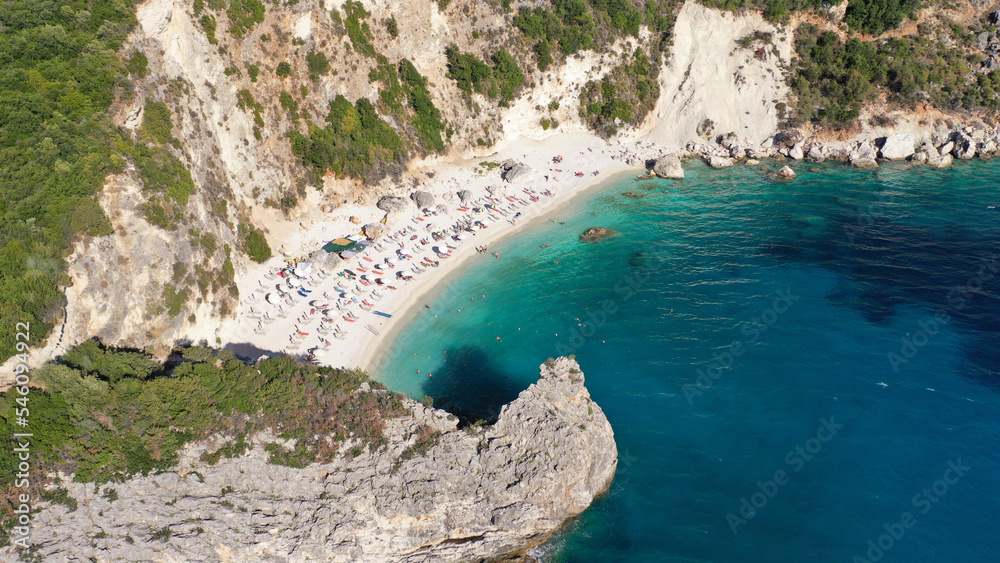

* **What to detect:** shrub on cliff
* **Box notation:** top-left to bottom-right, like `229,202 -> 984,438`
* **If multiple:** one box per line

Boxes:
0,341 -> 406,536
239,223 -> 272,263
844,0 -> 920,36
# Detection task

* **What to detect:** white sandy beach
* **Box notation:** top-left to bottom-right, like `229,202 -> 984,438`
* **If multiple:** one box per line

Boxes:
219,131 -> 667,374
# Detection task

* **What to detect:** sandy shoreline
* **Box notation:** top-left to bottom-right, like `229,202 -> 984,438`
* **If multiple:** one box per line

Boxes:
219,131 -> 657,375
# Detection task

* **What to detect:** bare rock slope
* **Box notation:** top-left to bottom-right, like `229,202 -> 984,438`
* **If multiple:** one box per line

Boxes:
3,358 -> 616,562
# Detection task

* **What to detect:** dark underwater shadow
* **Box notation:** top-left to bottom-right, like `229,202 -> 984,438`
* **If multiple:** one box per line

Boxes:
759,199 -> 1000,384
419,345 -> 523,425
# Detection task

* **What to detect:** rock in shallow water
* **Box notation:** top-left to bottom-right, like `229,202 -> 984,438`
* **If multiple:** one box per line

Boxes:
580,227 -> 616,242
652,153 -> 684,179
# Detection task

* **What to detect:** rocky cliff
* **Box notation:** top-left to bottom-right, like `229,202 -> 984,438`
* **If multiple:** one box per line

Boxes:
2,358 -> 616,562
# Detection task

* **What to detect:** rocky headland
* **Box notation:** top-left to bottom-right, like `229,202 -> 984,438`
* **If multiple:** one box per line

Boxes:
1,358 -> 615,563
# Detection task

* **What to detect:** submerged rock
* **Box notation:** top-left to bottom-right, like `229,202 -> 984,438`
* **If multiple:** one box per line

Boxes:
7,358 -> 617,562
652,153 -> 684,179
580,227 -> 616,242
622,191 -> 645,199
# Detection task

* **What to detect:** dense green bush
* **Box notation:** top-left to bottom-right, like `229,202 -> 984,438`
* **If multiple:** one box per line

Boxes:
400,60 -> 446,151
445,46 -> 526,105
225,0 -> 265,38
138,102 -> 177,146
844,0 -> 920,36
279,91 -> 300,120
239,222 -> 271,263
0,0 -> 140,363
790,22 -> 993,126
289,94 -> 404,181
275,61 -> 291,78
126,51 -> 149,78
579,47 -> 659,135
306,51 -> 331,77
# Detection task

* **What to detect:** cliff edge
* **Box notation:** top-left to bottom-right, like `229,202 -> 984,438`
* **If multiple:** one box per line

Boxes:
2,357 -> 616,562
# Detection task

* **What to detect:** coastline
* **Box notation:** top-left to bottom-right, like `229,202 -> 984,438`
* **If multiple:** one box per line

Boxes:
359,167 -> 639,375
219,131 -> 650,375
218,121 -> 1000,381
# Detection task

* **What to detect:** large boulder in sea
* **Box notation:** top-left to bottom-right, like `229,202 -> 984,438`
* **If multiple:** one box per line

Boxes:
879,133 -> 916,160
457,189 -> 474,204
580,227 -> 616,242
411,190 -> 435,210
769,165 -> 796,180
652,153 -> 684,179
376,196 -> 409,213
501,161 -> 535,183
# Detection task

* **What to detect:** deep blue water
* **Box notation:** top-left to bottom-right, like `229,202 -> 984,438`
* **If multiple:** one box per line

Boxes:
374,160 -> 1000,562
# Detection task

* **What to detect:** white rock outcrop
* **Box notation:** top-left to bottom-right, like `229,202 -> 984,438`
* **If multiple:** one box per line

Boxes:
849,143 -> 879,168
708,155 -> 735,168
653,153 -> 685,178
4,358 -> 616,563
879,133 -> 916,160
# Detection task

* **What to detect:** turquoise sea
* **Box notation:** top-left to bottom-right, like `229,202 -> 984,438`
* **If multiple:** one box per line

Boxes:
374,160 -> 1000,562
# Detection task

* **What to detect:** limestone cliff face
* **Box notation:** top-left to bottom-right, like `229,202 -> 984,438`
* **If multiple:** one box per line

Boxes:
3,358 -> 616,562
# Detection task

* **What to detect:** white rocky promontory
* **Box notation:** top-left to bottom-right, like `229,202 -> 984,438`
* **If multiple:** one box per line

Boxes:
1,358 -> 616,563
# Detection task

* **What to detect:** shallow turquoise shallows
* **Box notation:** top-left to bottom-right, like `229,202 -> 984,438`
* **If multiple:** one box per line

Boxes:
375,160 -> 1000,563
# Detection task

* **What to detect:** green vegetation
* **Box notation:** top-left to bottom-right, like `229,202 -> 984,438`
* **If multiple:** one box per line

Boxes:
844,0 -> 920,36
0,341 -> 405,523
289,95 -> 404,181
306,51 -> 331,78
579,47 -> 659,136
342,1 -> 377,58
126,51 -> 149,78
248,64 -> 260,82
279,91 -> 300,120
238,222 -> 271,263
162,285 -> 189,317
700,0 -> 823,22
236,88 -> 264,127
225,0 -> 265,38
275,61 -> 292,78
444,46 -> 526,106
399,60 -> 446,151
200,15 -> 218,44
513,0 -> 679,78
0,0 -> 144,363
138,102 -> 178,147
385,16 -> 399,38
791,22 -> 997,127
